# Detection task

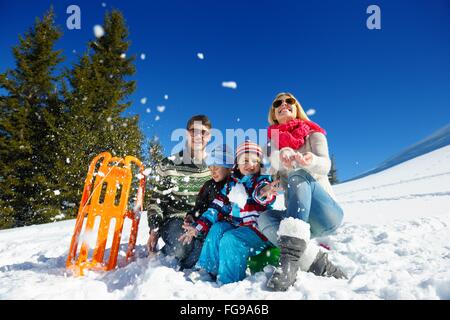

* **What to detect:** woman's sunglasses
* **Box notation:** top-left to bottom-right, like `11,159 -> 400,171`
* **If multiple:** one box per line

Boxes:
273,97 -> 296,109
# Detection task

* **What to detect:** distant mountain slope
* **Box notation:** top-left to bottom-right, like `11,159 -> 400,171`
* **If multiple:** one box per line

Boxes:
344,124 -> 450,182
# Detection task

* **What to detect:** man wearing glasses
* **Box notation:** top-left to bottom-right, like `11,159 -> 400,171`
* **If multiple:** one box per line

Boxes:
147,115 -> 212,269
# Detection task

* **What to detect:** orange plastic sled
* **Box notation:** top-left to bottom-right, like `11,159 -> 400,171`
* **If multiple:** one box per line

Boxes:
66,152 -> 146,276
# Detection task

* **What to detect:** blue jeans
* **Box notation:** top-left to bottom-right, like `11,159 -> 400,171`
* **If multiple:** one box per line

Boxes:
196,222 -> 269,284
258,169 -> 343,246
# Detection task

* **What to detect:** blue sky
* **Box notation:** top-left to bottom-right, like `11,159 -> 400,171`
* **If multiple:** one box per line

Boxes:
1,0 -> 449,181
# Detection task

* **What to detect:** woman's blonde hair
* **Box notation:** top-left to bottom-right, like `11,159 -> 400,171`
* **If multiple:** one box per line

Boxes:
267,92 -> 310,125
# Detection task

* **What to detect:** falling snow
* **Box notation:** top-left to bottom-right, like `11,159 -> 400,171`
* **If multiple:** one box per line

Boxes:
228,183 -> 247,209
222,81 -> 237,89
93,25 -> 105,38
136,173 -> 145,180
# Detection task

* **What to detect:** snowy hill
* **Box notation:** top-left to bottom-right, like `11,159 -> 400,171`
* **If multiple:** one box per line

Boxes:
1,146 -> 449,299
345,124 -> 450,182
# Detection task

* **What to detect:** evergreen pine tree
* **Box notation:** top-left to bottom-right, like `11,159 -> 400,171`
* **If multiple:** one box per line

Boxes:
0,8 -> 64,227
143,136 -> 165,210
328,155 -> 339,185
60,10 -> 143,219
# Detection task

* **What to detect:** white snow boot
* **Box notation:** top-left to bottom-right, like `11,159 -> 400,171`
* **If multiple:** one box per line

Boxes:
267,218 -> 311,291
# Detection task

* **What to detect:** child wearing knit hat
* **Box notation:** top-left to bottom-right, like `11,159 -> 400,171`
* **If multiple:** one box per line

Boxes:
177,144 -> 234,269
186,144 -> 234,221
180,140 -> 281,284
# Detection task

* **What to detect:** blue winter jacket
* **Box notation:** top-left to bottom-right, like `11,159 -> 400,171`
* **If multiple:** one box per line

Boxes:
193,173 -> 276,239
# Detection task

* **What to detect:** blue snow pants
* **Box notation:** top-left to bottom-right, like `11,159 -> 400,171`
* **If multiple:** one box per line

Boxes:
196,221 -> 270,284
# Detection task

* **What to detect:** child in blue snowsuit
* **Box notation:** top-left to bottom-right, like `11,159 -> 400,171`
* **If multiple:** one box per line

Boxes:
180,141 -> 279,284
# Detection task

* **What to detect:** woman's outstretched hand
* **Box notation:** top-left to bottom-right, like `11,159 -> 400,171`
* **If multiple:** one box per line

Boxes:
294,152 -> 313,166
280,148 -> 296,169
259,180 -> 282,199
178,223 -> 199,245
279,149 -> 313,169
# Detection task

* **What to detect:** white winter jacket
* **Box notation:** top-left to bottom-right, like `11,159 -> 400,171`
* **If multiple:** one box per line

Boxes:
270,132 -> 337,202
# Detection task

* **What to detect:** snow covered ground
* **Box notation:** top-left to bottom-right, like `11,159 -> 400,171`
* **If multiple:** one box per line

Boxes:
1,145 -> 449,300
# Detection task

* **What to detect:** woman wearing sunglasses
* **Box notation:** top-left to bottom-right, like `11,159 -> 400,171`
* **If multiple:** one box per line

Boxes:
258,92 -> 346,291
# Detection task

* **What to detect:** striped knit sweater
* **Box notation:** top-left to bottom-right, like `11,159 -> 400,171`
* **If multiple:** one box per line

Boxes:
147,150 -> 211,230
193,173 -> 276,240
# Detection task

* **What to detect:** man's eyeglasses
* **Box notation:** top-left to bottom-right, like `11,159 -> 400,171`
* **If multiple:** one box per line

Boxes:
188,128 -> 210,137
273,97 -> 296,109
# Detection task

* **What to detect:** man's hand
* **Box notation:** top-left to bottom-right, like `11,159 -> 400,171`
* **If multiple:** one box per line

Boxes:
178,224 -> 199,245
147,229 -> 159,257
259,180 -> 282,199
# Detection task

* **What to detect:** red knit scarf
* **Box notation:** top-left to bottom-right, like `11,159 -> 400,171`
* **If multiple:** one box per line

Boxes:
268,119 -> 326,150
